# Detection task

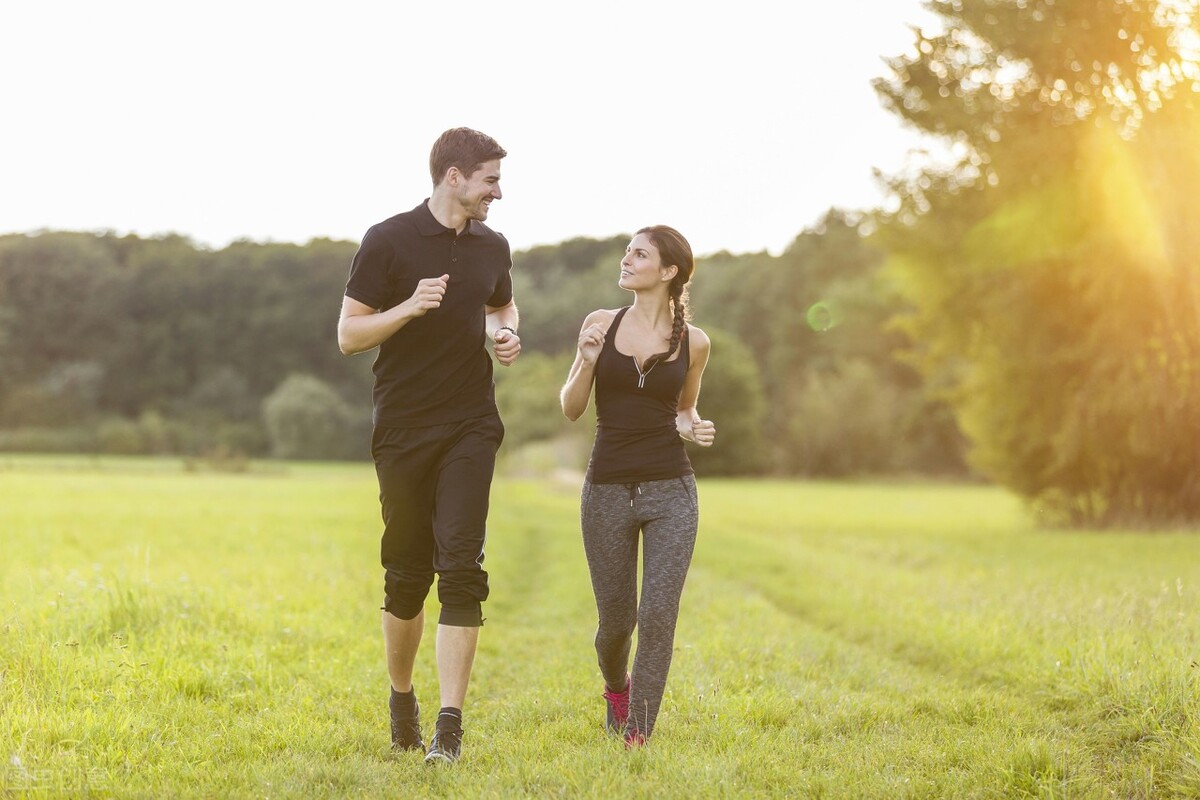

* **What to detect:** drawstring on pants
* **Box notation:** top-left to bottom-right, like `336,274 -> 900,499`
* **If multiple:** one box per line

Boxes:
626,482 -> 643,507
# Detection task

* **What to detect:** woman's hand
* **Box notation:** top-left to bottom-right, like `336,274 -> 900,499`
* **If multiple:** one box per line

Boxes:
577,323 -> 606,364
690,419 -> 716,447
678,412 -> 716,447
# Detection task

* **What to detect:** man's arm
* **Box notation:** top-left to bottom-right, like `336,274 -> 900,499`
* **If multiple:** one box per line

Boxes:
337,275 -> 448,355
485,300 -> 521,366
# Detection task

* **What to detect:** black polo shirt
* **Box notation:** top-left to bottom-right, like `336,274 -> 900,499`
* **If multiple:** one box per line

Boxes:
345,200 -> 514,428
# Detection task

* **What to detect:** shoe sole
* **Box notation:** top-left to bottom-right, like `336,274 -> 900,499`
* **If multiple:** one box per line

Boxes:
424,752 -> 457,765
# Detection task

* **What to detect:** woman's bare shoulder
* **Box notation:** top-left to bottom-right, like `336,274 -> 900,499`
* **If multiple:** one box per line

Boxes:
581,307 -> 622,331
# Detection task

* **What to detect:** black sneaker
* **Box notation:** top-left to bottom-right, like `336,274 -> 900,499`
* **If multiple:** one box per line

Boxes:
390,688 -> 424,753
424,727 -> 463,765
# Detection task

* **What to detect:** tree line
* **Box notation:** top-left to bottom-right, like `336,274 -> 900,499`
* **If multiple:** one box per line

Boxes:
0,210 -> 956,480
1,0 -> 1196,526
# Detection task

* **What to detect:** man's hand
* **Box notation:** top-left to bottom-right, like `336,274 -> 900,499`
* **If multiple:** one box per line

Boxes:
401,274 -> 449,317
493,328 -> 521,366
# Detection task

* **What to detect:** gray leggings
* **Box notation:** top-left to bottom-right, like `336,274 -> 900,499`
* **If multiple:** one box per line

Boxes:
580,475 -> 698,736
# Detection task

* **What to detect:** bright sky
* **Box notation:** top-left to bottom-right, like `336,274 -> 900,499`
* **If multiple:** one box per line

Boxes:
1,1 -> 940,257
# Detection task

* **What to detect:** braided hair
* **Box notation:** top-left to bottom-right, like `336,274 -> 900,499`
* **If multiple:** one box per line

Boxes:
639,225 -> 694,371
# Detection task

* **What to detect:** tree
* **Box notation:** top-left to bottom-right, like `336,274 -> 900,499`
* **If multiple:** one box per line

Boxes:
685,328 -> 768,476
513,236 -> 629,357
698,212 -> 968,476
493,352 -> 577,447
874,0 -> 1200,524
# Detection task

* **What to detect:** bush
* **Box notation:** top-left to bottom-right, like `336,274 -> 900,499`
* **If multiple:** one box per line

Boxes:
262,374 -> 360,460
97,417 -> 146,455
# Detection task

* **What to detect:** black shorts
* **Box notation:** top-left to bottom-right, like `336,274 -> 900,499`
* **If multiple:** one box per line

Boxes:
372,413 -> 504,627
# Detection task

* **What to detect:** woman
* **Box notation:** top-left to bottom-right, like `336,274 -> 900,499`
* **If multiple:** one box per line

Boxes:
560,225 -> 716,747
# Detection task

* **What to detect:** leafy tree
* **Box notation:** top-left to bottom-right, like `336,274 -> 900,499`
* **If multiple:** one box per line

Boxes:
698,212 -> 968,476
493,352 -> 576,447
685,327 -> 768,476
0,232 -> 122,390
513,236 -> 629,356
874,0 -> 1200,524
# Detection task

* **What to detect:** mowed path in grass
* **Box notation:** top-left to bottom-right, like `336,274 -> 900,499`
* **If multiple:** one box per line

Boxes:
3,457 -> 1200,798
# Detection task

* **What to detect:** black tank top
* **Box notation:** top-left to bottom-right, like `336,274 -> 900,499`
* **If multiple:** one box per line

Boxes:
586,306 -> 693,484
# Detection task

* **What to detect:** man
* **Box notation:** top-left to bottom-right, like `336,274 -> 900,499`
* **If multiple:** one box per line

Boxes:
337,127 -> 520,765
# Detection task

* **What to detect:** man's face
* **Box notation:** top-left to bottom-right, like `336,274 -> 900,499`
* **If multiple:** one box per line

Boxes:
456,159 -> 503,221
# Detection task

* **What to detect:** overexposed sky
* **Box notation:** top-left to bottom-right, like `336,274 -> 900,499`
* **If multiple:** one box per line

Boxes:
1,1 -> 940,256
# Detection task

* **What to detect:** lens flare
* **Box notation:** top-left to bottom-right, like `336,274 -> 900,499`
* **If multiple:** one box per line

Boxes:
805,300 -> 843,332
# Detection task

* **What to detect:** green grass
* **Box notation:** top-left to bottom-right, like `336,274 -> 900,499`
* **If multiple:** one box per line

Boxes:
3,457 -> 1200,798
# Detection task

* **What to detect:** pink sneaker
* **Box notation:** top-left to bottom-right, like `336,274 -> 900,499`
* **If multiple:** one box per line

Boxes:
602,674 -> 630,734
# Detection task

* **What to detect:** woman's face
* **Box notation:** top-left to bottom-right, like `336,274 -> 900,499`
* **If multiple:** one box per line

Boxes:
618,233 -> 673,292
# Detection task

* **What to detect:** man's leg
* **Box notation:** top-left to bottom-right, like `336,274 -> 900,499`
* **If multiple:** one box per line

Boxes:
383,609 -> 424,692
383,609 -> 427,752
435,623 -> 479,708
424,414 -> 504,764
373,425 -> 441,753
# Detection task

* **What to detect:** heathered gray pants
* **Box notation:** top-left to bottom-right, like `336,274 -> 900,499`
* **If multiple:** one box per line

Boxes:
580,475 -> 698,736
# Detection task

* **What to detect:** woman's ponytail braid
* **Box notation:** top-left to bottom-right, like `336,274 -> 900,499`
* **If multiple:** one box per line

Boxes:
641,225 -> 695,371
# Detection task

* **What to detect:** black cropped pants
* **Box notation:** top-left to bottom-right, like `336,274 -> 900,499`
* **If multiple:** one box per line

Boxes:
372,413 -> 504,627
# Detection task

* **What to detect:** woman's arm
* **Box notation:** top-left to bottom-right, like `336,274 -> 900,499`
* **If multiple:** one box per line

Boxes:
561,309 -> 615,422
676,326 -> 716,447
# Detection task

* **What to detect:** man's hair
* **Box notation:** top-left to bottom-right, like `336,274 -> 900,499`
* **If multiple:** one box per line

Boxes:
429,128 -> 507,186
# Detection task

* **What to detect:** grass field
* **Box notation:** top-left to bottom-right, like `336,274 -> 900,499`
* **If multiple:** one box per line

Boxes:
3,456 -> 1200,798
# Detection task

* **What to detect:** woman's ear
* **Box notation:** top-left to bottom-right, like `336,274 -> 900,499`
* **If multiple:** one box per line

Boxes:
661,264 -> 679,282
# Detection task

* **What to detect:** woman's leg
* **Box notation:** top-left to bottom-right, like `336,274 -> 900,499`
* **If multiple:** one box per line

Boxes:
628,476 -> 699,738
580,480 -> 641,693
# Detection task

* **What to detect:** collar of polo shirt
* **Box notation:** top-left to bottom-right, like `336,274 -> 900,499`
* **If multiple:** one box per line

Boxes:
416,199 -> 485,237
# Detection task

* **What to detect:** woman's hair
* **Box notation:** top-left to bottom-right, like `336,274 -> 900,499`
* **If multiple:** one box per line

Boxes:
429,127 -> 507,186
639,225 -> 694,370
